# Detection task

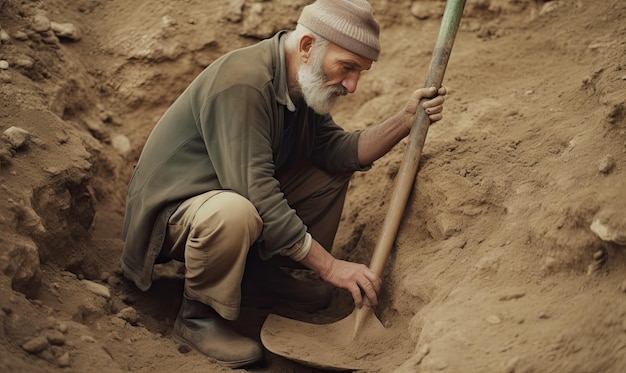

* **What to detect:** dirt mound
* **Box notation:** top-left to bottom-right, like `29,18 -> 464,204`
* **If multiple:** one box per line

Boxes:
1,0 -> 625,372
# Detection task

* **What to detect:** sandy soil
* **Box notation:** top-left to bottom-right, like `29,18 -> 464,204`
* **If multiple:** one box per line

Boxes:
1,0 -> 625,372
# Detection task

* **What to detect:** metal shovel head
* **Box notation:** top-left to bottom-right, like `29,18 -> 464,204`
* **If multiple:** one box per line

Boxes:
261,306 -> 396,371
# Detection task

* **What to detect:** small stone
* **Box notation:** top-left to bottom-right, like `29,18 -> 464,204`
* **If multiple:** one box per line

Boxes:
411,3 -> 430,19
0,29 -> 10,42
3,126 -> 31,149
81,280 -> 111,298
41,31 -> 59,45
22,336 -> 50,353
225,0 -> 245,22
590,208 -> 626,245
0,60 -> 8,70
161,15 -> 177,27
597,155 -> 615,174
50,22 -> 81,41
14,56 -> 34,69
45,330 -> 66,346
13,31 -> 29,41
111,134 -> 131,155
106,275 -> 120,287
539,312 -> 550,319
486,315 -> 502,324
80,335 -> 96,343
57,352 -> 71,368
116,307 -> 139,325
57,322 -> 69,334
540,1 -> 561,15
32,14 -> 51,33
606,102 -> 625,125
541,256 -> 558,274
593,249 -> 606,261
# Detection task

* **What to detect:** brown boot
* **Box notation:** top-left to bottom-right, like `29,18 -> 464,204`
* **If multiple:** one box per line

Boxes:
172,295 -> 263,368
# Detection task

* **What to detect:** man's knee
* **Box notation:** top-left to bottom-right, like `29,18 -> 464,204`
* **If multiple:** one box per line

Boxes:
193,191 -> 262,241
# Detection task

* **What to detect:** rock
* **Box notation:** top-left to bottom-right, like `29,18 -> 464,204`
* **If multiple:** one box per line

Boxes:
544,256 -> 557,270
57,351 -> 71,368
13,30 -> 29,41
161,15 -> 177,27
40,31 -> 59,45
225,0 -> 245,22
540,1 -> 561,16
597,154 -> 615,174
81,280 -> 111,298
3,126 -> 31,149
605,102 -> 625,125
411,1 -> 445,20
111,134 -> 131,155
13,56 -> 34,69
32,14 -> 51,33
486,315 -> 502,324
8,198 -> 45,233
0,29 -> 10,42
57,322 -> 69,334
1,235 -> 42,298
45,330 -> 66,346
241,3 -> 274,39
116,307 -> 139,325
80,335 -> 96,343
411,3 -> 430,19
22,336 -> 50,353
590,207 -> 626,245
50,22 -> 81,41
0,60 -> 8,69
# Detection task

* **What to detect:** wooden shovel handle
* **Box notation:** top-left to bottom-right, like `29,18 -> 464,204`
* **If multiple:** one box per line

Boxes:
368,0 -> 466,277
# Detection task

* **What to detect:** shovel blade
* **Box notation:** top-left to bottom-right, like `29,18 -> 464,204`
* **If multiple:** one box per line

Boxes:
260,307 -> 388,371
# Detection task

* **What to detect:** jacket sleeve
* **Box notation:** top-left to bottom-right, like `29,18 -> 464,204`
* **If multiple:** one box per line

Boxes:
311,113 -> 371,173
196,83 -> 307,257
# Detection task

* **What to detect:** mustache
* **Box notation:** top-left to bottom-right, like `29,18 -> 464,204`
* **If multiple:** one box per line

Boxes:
329,85 -> 348,96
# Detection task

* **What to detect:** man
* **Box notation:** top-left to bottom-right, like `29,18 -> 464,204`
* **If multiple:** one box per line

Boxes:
121,0 -> 446,368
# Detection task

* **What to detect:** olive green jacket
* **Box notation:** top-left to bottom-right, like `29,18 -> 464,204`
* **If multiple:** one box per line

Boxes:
121,31 -> 365,291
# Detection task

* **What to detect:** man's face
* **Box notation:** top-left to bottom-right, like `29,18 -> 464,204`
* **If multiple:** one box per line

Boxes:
298,42 -> 372,115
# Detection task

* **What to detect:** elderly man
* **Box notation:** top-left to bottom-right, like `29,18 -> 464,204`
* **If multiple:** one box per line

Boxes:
121,0 -> 445,368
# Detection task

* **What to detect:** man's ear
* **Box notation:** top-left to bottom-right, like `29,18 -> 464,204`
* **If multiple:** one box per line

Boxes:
298,34 -> 315,63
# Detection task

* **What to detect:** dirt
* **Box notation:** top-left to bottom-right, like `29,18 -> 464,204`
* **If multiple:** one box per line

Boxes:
1,0 -> 625,372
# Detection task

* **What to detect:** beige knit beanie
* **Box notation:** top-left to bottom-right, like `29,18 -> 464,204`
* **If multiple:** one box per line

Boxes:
297,0 -> 381,61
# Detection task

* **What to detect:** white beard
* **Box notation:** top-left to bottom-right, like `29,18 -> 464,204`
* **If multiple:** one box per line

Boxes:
297,50 -> 348,115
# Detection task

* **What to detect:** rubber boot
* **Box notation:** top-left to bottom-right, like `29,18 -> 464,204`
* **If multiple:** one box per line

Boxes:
172,295 -> 263,368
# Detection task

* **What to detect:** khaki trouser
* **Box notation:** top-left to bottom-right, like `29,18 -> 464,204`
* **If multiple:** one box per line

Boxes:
161,164 -> 351,320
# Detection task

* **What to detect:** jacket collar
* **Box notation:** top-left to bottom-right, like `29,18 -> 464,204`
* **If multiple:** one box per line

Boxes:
273,31 -> 297,112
